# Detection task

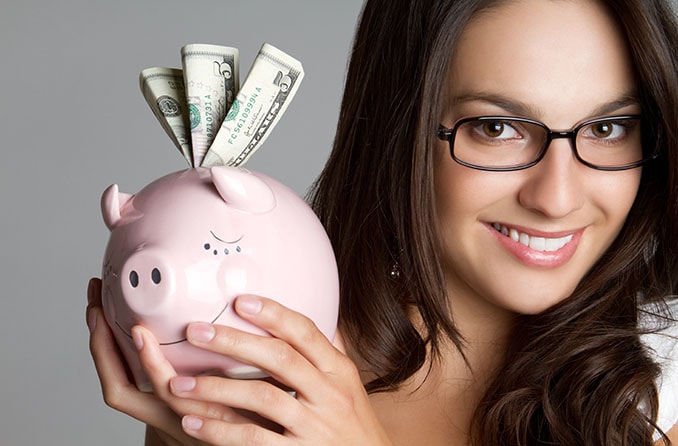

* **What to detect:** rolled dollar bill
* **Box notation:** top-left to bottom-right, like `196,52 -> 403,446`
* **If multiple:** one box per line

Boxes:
201,43 -> 304,167
181,44 -> 239,167
139,67 -> 193,166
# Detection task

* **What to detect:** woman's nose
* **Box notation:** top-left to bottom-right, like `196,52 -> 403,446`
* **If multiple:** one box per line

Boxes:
517,139 -> 585,219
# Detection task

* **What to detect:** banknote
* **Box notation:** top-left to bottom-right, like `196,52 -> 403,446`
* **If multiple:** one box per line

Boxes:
181,44 -> 240,166
201,43 -> 304,167
139,67 -> 193,165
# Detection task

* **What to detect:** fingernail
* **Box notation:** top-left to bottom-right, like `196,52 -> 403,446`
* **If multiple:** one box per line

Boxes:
132,327 -> 144,350
236,295 -> 262,315
171,376 -> 196,393
87,308 -> 98,333
182,415 -> 203,431
187,322 -> 215,343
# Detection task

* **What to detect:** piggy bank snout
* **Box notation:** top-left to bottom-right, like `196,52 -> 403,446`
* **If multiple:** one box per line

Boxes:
120,249 -> 176,316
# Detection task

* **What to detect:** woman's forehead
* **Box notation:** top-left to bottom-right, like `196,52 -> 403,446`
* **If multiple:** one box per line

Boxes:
445,0 -> 637,123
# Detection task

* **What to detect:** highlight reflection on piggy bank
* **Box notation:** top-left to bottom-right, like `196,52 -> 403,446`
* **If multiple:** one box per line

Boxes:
100,166 -> 339,391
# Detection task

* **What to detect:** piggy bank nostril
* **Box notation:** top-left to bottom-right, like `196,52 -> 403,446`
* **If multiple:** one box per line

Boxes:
151,268 -> 162,284
129,270 -> 139,288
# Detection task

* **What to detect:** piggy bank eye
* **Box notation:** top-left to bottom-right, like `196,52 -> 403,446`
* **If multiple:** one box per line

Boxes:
151,268 -> 162,284
129,270 -> 139,288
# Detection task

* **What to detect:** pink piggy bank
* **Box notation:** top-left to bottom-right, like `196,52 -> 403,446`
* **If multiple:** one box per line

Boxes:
100,166 -> 339,391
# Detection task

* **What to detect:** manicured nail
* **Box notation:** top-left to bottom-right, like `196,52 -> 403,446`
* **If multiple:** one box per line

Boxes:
236,295 -> 262,315
182,415 -> 203,431
132,327 -> 144,350
171,376 -> 196,393
87,308 -> 98,333
187,322 -> 215,343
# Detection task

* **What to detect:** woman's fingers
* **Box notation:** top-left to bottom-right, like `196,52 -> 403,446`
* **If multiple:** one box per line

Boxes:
179,295 -> 375,439
184,296 -> 352,393
86,277 -> 102,309
180,415 -> 296,446
87,278 -> 214,445
87,306 -> 189,441
170,375 -> 301,430
162,295 -> 392,445
134,325 -> 292,443
133,325 -> 251,426
234,295 -> 346,371
88,279 -> 293,445
131,325 -> 177,394
185,320 -> 324,395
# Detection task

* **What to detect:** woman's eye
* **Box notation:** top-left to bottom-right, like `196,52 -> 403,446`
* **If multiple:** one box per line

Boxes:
588,122 -> 624,139
483,122 -> 505,137
477,121 -> 519,139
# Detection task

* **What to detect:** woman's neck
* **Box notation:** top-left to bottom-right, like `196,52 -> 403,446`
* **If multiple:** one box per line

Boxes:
355,287 -> 516,446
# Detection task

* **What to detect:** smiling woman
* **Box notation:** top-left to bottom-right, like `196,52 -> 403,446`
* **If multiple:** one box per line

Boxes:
310,0 -> 678,443
87,0 -> 678,445
435,0 -> 644,314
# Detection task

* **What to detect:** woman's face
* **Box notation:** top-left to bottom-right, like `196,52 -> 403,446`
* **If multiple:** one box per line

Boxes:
435,0 -> 642,316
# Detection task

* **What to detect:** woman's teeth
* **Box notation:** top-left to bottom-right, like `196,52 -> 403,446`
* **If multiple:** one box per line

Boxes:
492,223 -> 573,252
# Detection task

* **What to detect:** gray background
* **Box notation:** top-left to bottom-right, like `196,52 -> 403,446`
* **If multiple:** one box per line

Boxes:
0,1 -> 363,444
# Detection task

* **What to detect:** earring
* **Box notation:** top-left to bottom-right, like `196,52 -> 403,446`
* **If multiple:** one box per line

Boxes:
389,261 -> 401,279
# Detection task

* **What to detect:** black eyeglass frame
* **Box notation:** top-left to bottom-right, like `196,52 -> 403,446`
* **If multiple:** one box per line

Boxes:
436,114 -> 658,172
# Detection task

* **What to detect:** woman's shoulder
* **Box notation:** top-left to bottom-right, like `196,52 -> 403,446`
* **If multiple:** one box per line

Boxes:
640,298 -> 678,437
641,298 -> 678,355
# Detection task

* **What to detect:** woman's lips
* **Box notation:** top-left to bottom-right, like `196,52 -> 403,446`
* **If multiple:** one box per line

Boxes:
488,222 -> 583,268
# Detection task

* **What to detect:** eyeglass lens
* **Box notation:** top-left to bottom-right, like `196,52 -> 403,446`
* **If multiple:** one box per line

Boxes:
452,117 -> 643,170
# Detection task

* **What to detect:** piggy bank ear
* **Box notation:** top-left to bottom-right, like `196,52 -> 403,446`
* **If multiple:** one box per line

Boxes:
101,184 -> 135,230
211,166 -> 275,214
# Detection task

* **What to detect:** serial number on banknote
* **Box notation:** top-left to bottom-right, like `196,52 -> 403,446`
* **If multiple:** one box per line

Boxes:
228,89 -> 260,144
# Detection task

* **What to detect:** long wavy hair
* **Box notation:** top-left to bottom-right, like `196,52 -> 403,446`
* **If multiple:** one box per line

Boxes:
308,0 -> 678,444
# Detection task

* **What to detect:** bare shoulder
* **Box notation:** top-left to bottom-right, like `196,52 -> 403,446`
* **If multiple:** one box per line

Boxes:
656,422 -> 678,445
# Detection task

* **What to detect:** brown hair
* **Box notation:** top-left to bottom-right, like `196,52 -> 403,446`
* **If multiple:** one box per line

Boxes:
308,0 -> 678,444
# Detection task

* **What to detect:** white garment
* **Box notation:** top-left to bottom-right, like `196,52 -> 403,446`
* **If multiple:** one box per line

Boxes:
641,298 -> 678,437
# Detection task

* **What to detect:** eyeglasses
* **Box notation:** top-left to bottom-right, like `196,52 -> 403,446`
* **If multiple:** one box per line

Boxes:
437,115 -> 657,171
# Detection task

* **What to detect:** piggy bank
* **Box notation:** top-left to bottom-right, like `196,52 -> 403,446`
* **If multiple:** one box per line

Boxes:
100,166 -> 339,391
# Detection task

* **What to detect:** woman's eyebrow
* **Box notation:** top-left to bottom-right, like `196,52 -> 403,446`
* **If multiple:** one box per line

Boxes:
448,92 -> 543,117
448,92 -> 641,118
587,94 -> 641,117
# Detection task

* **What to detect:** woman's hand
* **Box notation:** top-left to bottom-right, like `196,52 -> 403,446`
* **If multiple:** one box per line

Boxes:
88,276 -> 392,445
86,278 -> 217,445
137,294 -> 393,446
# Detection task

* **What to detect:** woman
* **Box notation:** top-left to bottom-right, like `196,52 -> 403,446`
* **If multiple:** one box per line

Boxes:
87,0 -> 678,444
